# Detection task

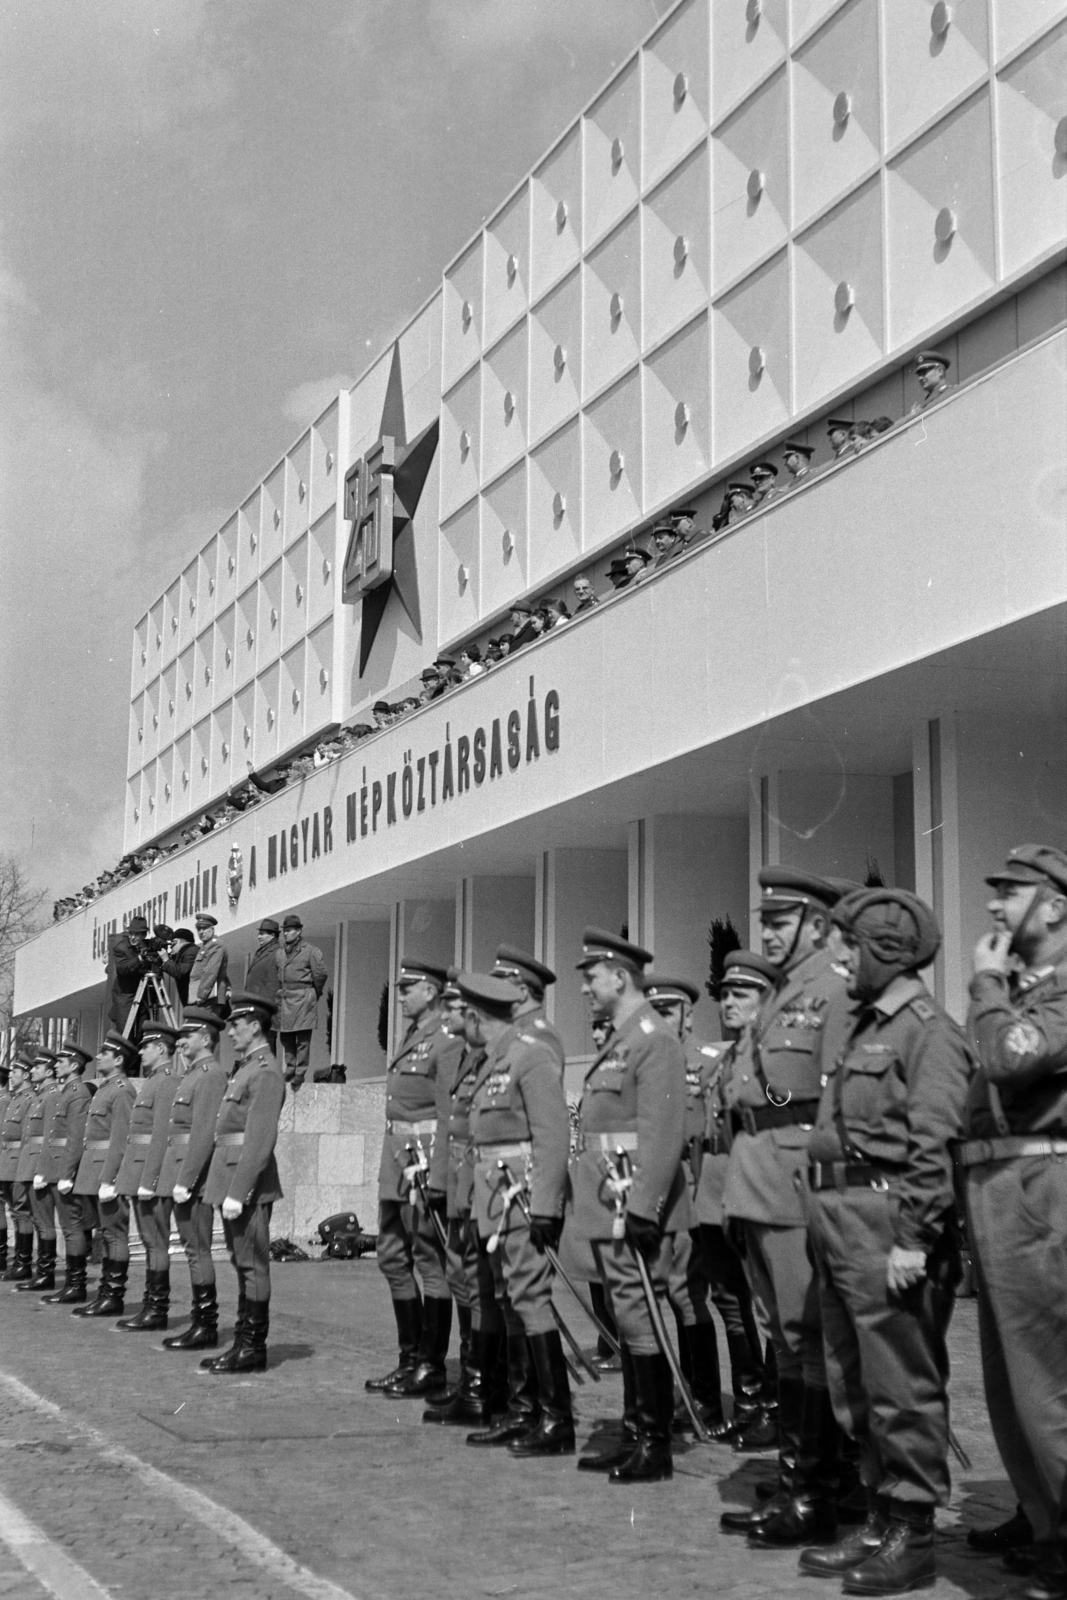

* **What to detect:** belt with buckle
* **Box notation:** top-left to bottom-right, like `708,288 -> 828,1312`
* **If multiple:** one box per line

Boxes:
956,1135 -> 1067,1168
216,1133 -> 245,1147
128,1135 -> 153,1146
387,1119 -> 437,1137
2,1139 -> 19,1148
47,1138 -> 68,1147
168,1134 -> 191,1147
578,1130 -> 639,1155
86,1140 -> 111,1151
24,1137 -> 43,1149
476,1140 -> 531,1162
808,1161 -> 897,1193
731,1100 -> 819,1137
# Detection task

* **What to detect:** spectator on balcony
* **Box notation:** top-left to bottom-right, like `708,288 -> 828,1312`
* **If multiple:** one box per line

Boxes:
458,644 -> 486,678
827,418 -> 852,460
910,350 -> 951,413
418,668 -> 444,704
372,700 -> 394,730
782,440 -> 814,485
572,575 -> 599,614
276,915 -> 327,1091
750,461 -> 779,507
189,915 -> 229,1012
434,656 -> 462,688
606,557 -> 633,591
245,760 -> 289,797
507,602 -> 541,651
712,483 -> 756,530
540,599 -> 570,629
483,636 -> 510,665
161,929 -> 197,1009
869,414 -> 894,439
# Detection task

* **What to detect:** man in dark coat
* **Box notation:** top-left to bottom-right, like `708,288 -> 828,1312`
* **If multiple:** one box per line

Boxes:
162,929 -> 197,1009
276,915 -> 326,1088
245,919 -> 282,1052
107,917 -> 149,1034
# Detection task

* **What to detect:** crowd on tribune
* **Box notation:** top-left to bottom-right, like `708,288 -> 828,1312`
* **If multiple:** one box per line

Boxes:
10,828 -> 1067,1599
50,352 -> 954,929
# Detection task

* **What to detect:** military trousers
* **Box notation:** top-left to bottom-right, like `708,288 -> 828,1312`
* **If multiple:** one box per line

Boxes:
965,1157 -> 1067,1545
279,1030 -> 312,1085
174,1197 -> 216,1286
739,1219 -> 826,1387
375,1198 -> 448,1303
488,1224 -> 556,1337
591,1234 -> 674,1357
28,1183 -> 56,1242
473,1222 -> 515,1336
1,1180 -> 33,1235
52,1187 -> 92,1254
222,1201 -> 272,1303
666,1227 -> 715,1328
133,1195 -> 173,1270
697,1223 -> 764,1362
806,1186 -> 956,1507
98,1195 -> 131,1262
444,1214 -> 478,1314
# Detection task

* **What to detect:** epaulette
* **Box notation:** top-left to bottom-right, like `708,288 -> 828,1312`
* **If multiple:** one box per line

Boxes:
699,1045 -> 722,1059
909,997 -> 936,1023
639,1017 -> 656,1034
518,1033 -> 539,1047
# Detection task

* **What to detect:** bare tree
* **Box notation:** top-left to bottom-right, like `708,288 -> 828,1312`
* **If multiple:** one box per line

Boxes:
0,854 -> 47,1060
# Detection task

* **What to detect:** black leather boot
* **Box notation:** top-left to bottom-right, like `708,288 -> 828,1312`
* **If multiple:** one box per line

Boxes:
366,1297 -> 423,1392
674,1323 -> 725,1433
426,1302 -> 473,1410
77,1260 -> 129,1317
3,1233 -> 34,1282
579,1344 -> 637,1472
508,1330 -> 575,1457
467,1335 -> 539,1446
967,1504 -> 1033,1553
43,1253 -> 89,1304
207,1300 -> 268,1374
800,1500 -> 890,1576
721,1374 -> 803,1532
118,1269 -> 170,1330
731,1402 -> 780,1452
202,1295 -> 246,1367
609,1352 -> 673,1482
423,1328 -> 500,1426
385,1296 -> 453,1397
0,1232 -> 7,1274
748,1384 -> 840,1548
17,1237 -> 56,1292
841,1502 -> 935,1595
164,1284 -> 219,1350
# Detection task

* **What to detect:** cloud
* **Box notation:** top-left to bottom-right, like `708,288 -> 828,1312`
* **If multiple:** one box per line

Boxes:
282,374 -> 354,430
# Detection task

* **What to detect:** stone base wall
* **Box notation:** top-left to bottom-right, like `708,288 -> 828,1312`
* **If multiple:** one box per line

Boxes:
271,1080 -> 386,1246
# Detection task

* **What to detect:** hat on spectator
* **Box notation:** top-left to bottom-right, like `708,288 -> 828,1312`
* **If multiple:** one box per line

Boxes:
727,481 -> 755,495
173,928 -> 195,944
915,350 -> 950,372
56,1042 -> 95,1068
721,951 -> 783,992
128,916 -> 148,935
576,928 -> 653,974
100,1032 -> 140,1070
651,518 -> 677,538
177,1006 -> 224,1036
750,461 -> 779,479
140,1022 -> 179,1048
625,546 -> 652,564
419,667 -> 441,682
397,960 -> 448,990
783,440 -> 815,458
456,972 -> 522,1020
645,975 -> 701,1006
154,924 -> 174,941
228,990 -> 278,1025
826,418 -> 851,434
985,844 -> 1067,895
492,946 -> 556,995
509,601 -> 533,616
282,913 -> 303,930
259,918 -> 280,934
757,868 -> 842,914
195,913 -> 217,927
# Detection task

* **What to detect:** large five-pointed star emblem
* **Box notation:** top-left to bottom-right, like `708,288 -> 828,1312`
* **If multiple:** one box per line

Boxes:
342,339 -> 439,675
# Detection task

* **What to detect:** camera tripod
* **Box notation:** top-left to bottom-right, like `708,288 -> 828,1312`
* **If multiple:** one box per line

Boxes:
122,970 -> 177,1038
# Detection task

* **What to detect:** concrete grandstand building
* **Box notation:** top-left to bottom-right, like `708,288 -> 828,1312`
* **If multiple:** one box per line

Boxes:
15,0 -> 1067,1235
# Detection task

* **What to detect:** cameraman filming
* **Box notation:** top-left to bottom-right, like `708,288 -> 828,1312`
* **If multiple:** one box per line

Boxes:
161,927 -> 197,1009
107,917 -> 149,1037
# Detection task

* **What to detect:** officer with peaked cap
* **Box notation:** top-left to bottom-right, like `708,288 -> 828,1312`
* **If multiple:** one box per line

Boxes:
782,441 -> 814,484
189,913 -> 229,1009
722,869 -> 854,1546
0,1055 -> 36,1282
366,960 -> 464,1399
960,845 -> 1067,1599
198,992 -> 285,1374
15,1053 -> 59,1293
38,1042 -> 94,1305
114,1021 -> 181,1332
73,1032 -> 139,1318
491,946 -> 565,1068
909,350 -> 951,413
800,889 -> 973,1594
750,462 -> 779,507
463,972 -> 573,1456
162,1005 -> 229,1352
566,928 -> 689,1483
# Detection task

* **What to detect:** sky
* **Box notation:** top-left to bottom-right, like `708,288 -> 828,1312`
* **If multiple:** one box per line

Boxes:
0,0 -> 665,908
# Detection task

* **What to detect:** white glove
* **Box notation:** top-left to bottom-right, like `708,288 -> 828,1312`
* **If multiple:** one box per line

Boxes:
57,1180 -> 73,1195
221,1196 -> 243,1220
136,1185 -> 154,1200
32,1175 -> 47,1190
172,1184 -> 192,1204
98,1182 -> 117,1202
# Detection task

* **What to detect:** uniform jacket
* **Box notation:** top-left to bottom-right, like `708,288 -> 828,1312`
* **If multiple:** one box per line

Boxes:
38,1077 -> 92,1184
429,1040 -> 484,1217
74,1076 -> 137,1195
157,1053 -> 229,1196
723,947 -> 852,1227
189,939 -> 229,1004
965,961 -> 1067,1136
15,1089 -> 50,1183
115,1065 -> 180,1196
201,1044 -> 285,1206
245,938 -> 282,1006
378,1009 -> 463,1202
688,1041 -> 731,1227
275,938 -> 327,1032
517,1007 -> 566,1070
808,975 -> 974,1251
469,1022 -> 570,1238
567,1000 -> 689,1241
0,1087 -> 32,1183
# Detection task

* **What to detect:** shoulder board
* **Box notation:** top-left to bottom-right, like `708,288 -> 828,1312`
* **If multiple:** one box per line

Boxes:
909,997 -> 936,1023
639,1017 -> 656,1034
699,1045 -> 721,1059
518,1033 -> 540,1047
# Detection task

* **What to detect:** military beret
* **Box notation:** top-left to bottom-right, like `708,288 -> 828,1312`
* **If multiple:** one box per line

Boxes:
726,481 -> 755,495
576,927 -> 653,973
645,975 -> 701,1006
750,461 -> 779,479
492,945 -> 556,992
757,868 -> 842,913
721,951 -> 782,991
455,972 -> 522,1019
100,1032 -> 140,1070
140,1022 -> 179,1047
177,1006 -> 224,1035
915,349 -> 950,372
56,1042 -> 95,1068
258,918 -> 280,934
985,844 -> 1067,895
128,916 -> 149,934
833,889 -> 941,969
195,913 -> 217,927
827,418 -> 851,433
227,990 -> 278,1023
397,960 -> 448,989
783,440 -> 815,458
282,913 -> 303,929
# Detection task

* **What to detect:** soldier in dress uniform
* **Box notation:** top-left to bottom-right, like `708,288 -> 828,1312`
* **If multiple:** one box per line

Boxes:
0,1055 -> 36,1281
960,845 -> 1067,1600
801,889 -> 972,1595
750,462 -> 779,507
189,913 -> 229,1009
73,1033 -> 138,1318
782,441 -> 815,485
566,928 -> 688,1484
909,351 -> 951,413
366,961 -> 463,1399
114,1021 -> 181,1332
16,1053 -> 59,1293
39,1042 -> 94,1305
162,1006 -> 229,1352
721,868 -> 853,1546
827,419 -> 853,460
464,972 -> 573,1456
199,992 -> 285,1374
491,947 -> 565,1068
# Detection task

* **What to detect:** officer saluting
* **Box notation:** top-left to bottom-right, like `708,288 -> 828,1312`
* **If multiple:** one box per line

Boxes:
161,1006 -> 229,1352
567,928 -> 689,1483
961,845 -> 1067,1600
200,991 -> 285,1374
366,961 -> 462,1399
802,889 -> 973,1594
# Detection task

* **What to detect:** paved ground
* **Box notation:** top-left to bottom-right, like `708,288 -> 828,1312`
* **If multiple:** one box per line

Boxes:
0,1257 -> 1025,1600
